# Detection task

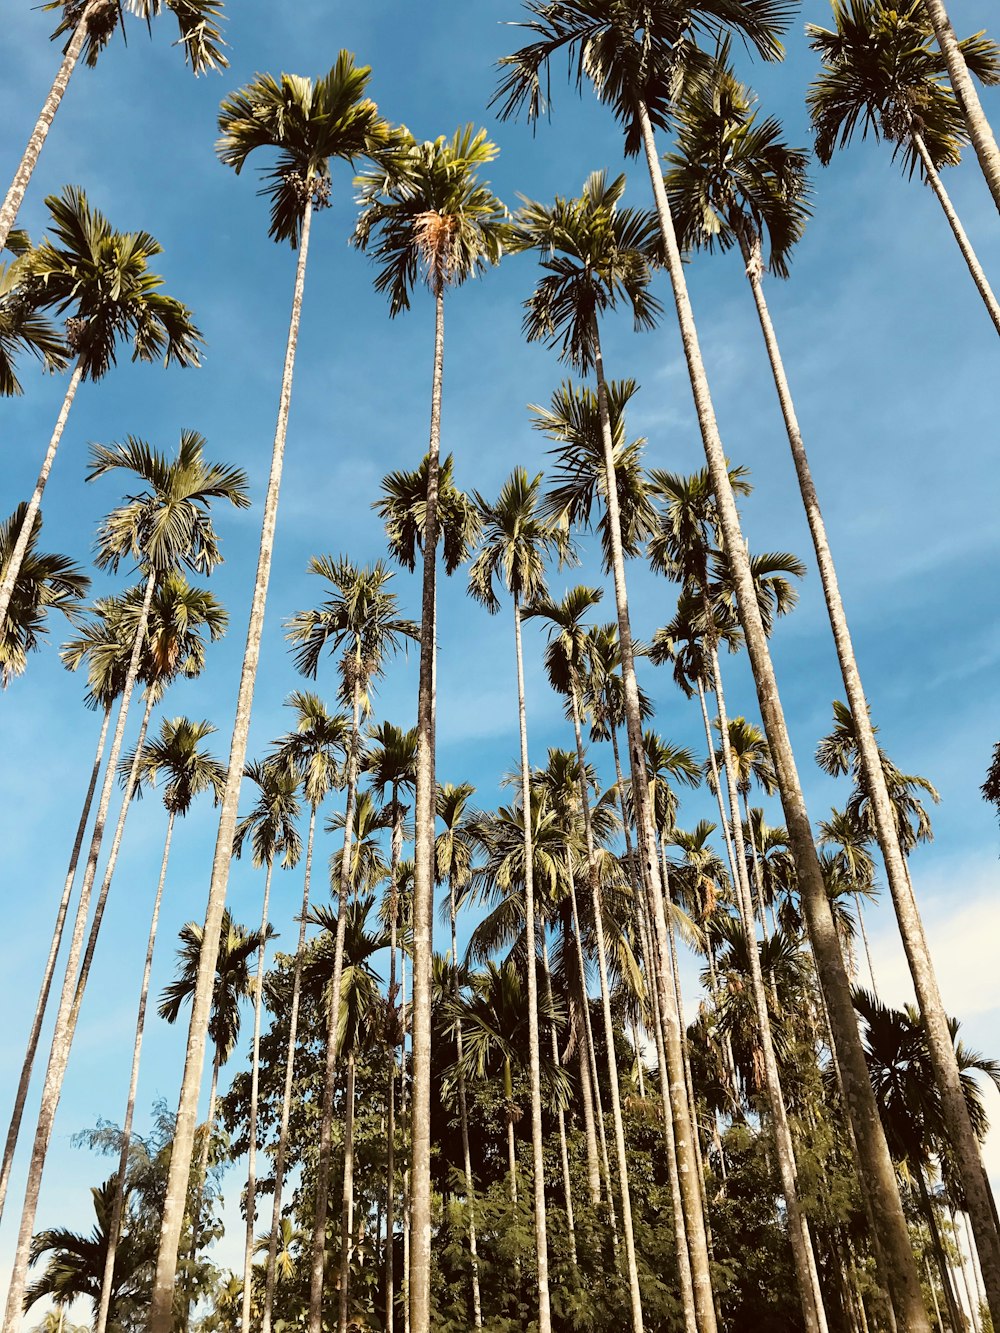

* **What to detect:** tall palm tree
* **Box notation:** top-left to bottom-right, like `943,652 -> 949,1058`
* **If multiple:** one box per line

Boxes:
0,237 -> 68,395
287,555 -> 417,1333
159,910 -> 272,1321
362,720 -> 417,1333
435,781 -> 484,1328
497,8 -> 931,1322
232,760 -> 303,1333
468,466 -> 566,1333
513,163 -> 709,1331
526,582 -> 648,1332
0,504 -> 88,686
94,718 -> 226,1333
148,59 -> 390,1333
807,0 -> 1000,333
354,123 -> 508,1333
0,0 -> 228,252
259,692 -> 349,1333
0,187 -> 203,630
2,434 -> 243,1331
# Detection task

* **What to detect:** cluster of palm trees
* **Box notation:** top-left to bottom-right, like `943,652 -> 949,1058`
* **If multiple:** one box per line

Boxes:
2,0 -> 1000,1330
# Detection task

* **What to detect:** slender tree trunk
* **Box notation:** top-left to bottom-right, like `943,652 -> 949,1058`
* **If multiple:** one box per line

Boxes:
409,278 -> 445,1333
240,861 -> 275,1333
743,220 -> 1000,1326
0,361 -> 84,630
856,897 -> 878,993
0,7 -> 93,251
385,798 -> 403,1333
591,320 -> 716,1333
541,935 -> 577,1269
262,804 -> 318,1333
918,1171 -> 967,1333
710,650 -> 827,1333
906,132 -> 1000,334
449,873 -> 483,1326
148,194 -> 314,1333
920,0 -> 1000,215
95,807 -> 176,1333
568,683 -> 644,1332
308,682 -> 362,1333
401,947 -> 411,1333
574,994 -> 603,1206
338,1051 -> 358,1333
184,1049 -> 222,1327
0,700 -> 111,1225
2,570 -> 155,1331
513,595 -> 553,1333
638,96 -> 929,1331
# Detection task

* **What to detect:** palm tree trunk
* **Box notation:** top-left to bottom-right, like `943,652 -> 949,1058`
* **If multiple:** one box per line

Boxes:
1,569 -> 154,1332
409,277 -> 445,1333
920,0 -> 1000,215
0,700 -> 111,1225
710,649 -> 827,1333
918,1170 -> 968,1333
262,804 -> 318,1333
240,861 -> 275,1333
184,1048 -> 222,1326
147,193 -> 314,1333
338,1051 -> 358,1333
308,681 -> 362,1333
590,320 -> 716,1333
742,219 -> 1000,1327
449,875 -> 483,1327
568,683 -> 644,1333
95,805 -> 176,1333
0,360 -> 84,630
574,998 -> 603,1206
0,7 -> 93,251
513,594 -> 553,1333
906,131 -> 1000,334
401,948 -> 411,1333
541,935 -> 577,1269
637,95 -> 929,1333
385,798 -> 403,1333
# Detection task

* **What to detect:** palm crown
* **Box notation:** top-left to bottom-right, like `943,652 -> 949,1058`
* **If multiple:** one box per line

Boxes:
0,503 -> 88,686
0,242 -> 68,395
27,186 -> 203,380
217,54 -> 389,247
374,454 -> 481,576
126,716 -> 226,817
47,0 -> 227,74
468,468 -> 566,613
354,123 -> 509,311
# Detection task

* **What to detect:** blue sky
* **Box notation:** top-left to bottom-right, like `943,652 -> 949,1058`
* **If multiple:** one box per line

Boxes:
1,0 -> 999,1313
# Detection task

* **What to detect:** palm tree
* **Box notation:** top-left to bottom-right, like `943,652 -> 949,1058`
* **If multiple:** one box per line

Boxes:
287,555 -> 417,1333
0,503 -> 88,686
232,760 -> 303,1333
526,582 -> 649,1331
497,7 -> 931,1322
24,1176 -> 156,1326
435,781 -> 484,1327
807,0 -> 1000,332
363,720 -> 417,1333
0,0 -> 228,252
2,433 -> 243,1330
468,467 -> 566,1333
148,60 -> 390,1333
354,122 -> 508,1333
513,162 -> 708,1330
0,237 -> 68,395
0,187 -> 204,630
94,718 -> 226,1333
259,693 -> 349,1333
159,911 -> 272,1321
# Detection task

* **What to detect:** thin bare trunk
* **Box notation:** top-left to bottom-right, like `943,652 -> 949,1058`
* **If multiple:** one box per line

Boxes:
744,221 -> 1000,1326
338,1052 -> 357,1333
0,701 -> 111,1224
2,571 -> 154,1331
0,361 -> 84,630
575,1002 -> 602,1206
96,807 -> 175,1333
184,1050 -> 221,1326
0,7 -> 92,251
907,130 -> 1000,334
449,873 -> 482,1326
262,805 -> 317,1333
409,279 -> 444,1333
308,682 -> 362,1332
240,861 -> 275,1333
384,799 -> 403,1333
591,322 -> 716,1333
639,96 -> 929,1332
148,195 -> 314,1333
921,0 -> 1000,215
541,936 -> 577,1269
568,684 -> 643,1332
